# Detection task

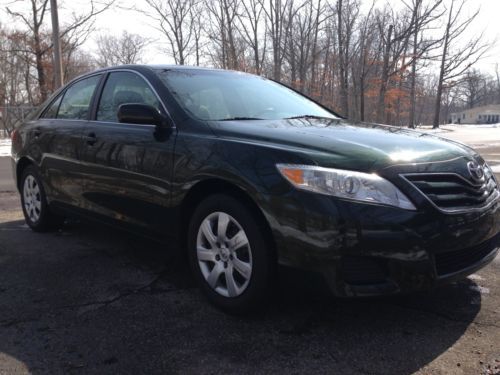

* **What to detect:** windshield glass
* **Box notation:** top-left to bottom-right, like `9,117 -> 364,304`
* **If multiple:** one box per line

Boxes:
156,69 -> 338,121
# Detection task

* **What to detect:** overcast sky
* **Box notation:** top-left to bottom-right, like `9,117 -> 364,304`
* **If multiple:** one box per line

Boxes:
2,0 -> 499,74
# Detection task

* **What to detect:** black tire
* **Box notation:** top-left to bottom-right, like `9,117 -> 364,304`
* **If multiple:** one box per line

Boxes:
187,194 -> 275,313
20,166 -> 63,232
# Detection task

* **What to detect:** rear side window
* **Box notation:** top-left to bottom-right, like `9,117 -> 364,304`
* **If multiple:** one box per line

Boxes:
41,95 -> 63,119
97,72 -> 161,122
57,75 -> 101,120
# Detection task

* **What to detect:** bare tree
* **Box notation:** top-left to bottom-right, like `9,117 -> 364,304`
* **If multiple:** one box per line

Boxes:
6,0 -> 113,103
350,5 -> 378,121
141,0 -> 199,65
335,0 -> 359,117
204,0 -> 241,69
432,0 -> 489,128
460,69 -> 487,109
336,0 -> 347,116
95,31 -> 148,67
7,0 -> 51,101
495,63 -> 500,103
261,0 -> 302,81
235,0 -> 266,74
374,6 -> 416,123
404,0 -> 443,128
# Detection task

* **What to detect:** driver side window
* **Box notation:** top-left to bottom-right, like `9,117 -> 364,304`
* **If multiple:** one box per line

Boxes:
97,72 -> 161,122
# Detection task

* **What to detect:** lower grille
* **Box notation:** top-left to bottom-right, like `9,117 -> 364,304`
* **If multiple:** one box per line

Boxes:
341,256 -> 387,285
435,234 -> 499,276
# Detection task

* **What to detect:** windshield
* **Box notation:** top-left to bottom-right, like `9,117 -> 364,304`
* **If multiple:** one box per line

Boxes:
156,69 -> 338,121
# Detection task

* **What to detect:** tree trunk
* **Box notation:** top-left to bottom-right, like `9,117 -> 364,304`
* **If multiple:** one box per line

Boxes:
408,26 -> 418,128
433,4 -> 452,129
271,0 -> 281,81
337,0 -> 349,117
376,24 -> 393,124
31,0 -> 48,103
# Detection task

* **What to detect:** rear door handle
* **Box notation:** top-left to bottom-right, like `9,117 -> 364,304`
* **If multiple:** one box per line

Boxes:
84,132 -> 97,146
33,127 -> 41,138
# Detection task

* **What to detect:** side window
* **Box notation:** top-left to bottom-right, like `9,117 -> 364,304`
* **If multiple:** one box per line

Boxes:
57,75 -> 101,120
97,72 -> 161,122
41,94 -> 63,119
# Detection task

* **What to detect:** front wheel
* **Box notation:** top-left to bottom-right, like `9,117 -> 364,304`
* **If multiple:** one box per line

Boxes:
20,166 -> 62,232
188,194 -> 274,313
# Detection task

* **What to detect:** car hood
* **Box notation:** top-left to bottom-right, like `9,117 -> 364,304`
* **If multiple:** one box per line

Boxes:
208,118 -> 479,172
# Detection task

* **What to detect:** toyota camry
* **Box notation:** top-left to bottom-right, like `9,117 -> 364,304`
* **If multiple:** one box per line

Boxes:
11,65 -> 500,312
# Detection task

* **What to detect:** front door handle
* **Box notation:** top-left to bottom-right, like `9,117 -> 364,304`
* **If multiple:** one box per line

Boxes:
33,127 -> 41,138
84,132 -> 97,146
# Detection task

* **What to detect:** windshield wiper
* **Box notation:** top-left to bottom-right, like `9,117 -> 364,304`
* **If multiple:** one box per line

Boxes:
285,115 -> 336,120
217,117 -> 263,121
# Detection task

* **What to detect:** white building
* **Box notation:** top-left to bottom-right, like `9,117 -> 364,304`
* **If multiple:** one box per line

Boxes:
450,104 -> 500,124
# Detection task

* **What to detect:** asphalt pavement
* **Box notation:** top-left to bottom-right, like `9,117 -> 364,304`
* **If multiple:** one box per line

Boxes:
0,157 -> 15,192
0,147 -> 499,374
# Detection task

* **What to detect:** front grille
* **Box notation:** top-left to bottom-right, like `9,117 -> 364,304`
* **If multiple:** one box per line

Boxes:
403,169 -> 499,212
435,234 -> 499,276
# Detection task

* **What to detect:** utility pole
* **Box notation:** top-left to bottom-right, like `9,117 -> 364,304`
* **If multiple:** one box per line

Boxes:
50,0 -> 64,88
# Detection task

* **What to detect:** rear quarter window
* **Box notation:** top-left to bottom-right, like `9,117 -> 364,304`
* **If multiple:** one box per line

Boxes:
56,75 -> 101,120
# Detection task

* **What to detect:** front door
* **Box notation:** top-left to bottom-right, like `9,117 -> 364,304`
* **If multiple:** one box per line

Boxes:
80,71 -> 176,235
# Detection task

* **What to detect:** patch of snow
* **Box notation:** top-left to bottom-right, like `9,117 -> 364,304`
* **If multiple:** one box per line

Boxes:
0,138 -> 11,157
469,285 -> 490,294
489,164 -> 500,173
416,123 -> 500,147
468,274 -> 484,281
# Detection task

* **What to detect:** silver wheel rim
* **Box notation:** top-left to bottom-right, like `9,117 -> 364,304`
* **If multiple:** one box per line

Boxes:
196,212 -> 253,298
23,175 -> 42,223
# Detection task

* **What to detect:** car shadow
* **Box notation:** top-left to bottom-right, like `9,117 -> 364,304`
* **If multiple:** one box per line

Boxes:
0,218 -> 482,374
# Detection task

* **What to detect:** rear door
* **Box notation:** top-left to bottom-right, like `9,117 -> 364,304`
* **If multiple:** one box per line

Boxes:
80,70 -> 176,235
36,74 -> 102,210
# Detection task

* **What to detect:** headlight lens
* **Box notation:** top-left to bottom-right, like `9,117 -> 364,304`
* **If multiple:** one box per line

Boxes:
277,164 -> 416,210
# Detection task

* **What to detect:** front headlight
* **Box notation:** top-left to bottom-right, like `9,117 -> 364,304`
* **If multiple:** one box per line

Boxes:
276,164 -> 416,210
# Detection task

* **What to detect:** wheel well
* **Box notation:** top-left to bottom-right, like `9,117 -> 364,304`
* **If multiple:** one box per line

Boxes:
16,157 -> 33,191
180,179 -> 276,259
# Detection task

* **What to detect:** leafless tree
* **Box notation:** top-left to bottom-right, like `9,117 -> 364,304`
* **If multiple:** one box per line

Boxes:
141,0 -> 200,65
495,63 -> 500,104
373,5 -> 415,123
335,0 -> 359,117
5,0 -> 113,103
459,69 -> 487,109
235,0 -> 266,74
432,0 -> 489,128
260,0 -> 302,81
403,0 -> 443,128
95,31 -> 149,67
204,0 -> 241,69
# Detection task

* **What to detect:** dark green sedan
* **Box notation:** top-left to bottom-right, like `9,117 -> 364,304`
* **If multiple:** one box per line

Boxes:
10,65 -> 500,312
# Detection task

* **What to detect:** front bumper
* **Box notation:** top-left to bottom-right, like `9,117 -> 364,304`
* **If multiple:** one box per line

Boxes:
262,190 -> 500,297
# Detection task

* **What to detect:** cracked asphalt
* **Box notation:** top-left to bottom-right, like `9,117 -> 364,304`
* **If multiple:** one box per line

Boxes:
0,142 -> 500,374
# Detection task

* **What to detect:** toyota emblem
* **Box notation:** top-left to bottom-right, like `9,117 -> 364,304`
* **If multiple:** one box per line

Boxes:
467,161 -> 484,182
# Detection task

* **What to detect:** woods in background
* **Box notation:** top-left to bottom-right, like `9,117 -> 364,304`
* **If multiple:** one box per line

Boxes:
1,0 -> 499,135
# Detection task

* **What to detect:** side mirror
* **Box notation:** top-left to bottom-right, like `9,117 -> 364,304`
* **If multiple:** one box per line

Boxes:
117,103 -> 170,128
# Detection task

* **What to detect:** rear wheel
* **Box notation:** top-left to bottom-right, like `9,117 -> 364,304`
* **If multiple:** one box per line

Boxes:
188,194 -> 274,313
20,166 -> 62,232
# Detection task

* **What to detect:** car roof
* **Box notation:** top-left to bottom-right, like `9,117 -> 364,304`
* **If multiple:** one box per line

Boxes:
91,64 -> 235,75
69,64 -> 249,86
